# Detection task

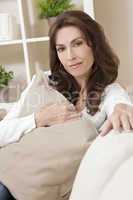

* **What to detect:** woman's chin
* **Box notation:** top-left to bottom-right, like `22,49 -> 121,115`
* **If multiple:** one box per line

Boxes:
69,71 -> 87,79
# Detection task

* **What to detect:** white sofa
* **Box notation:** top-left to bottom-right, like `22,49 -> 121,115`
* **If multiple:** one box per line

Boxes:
70,129 -> 133,200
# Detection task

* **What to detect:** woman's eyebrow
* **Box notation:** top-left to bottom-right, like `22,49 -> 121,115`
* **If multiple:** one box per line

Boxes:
56,44 -> 64,47
56,37 -> 84,46
71,37 -> 84,44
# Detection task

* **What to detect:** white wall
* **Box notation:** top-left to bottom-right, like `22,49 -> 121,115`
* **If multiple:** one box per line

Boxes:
94,0 -> 133,86
83,0 -> 95,19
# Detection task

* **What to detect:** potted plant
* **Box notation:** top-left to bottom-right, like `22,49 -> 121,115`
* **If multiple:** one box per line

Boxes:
0,64 -> 14,101
37,0 -> 74,26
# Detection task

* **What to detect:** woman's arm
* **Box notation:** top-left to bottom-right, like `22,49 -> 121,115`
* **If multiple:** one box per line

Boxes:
0,71 -> 81,147
0,114 -> 36,147
0,76 -> 36,147
102,83 -> 132,116
100,83 -> 133,135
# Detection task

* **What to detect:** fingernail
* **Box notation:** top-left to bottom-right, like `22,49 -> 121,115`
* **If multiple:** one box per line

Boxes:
99,132 -> 105,137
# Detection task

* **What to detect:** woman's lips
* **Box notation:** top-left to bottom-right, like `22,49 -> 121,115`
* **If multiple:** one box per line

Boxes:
69,62 -> 82,69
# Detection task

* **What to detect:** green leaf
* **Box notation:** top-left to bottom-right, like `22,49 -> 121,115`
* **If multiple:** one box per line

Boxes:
37,0 -> 74,18
0,64 -> 14,88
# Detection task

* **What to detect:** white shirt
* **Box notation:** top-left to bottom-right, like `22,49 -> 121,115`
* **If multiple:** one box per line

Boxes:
0,72 -> 132,147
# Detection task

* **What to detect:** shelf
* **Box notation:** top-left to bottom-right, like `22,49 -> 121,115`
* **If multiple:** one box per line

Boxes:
26,36 -> 49,43
0,36 -> 50,46
0,39 -> 22,46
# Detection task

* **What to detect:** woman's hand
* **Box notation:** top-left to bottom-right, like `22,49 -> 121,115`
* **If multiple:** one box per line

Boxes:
100,103 -> 133,136
35,101 -> 81,127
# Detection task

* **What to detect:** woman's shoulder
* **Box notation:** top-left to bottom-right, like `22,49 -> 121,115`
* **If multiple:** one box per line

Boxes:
104,82 -> 125,95
100,82 -> 128,104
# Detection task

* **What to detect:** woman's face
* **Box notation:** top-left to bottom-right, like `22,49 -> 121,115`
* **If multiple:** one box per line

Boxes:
55,26 -> 94,83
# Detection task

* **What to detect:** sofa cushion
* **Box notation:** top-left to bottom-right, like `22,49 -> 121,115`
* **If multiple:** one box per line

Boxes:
0,118 -> 97,200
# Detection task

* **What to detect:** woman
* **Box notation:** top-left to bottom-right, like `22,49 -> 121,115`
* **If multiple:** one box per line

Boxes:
0,10 -> 132,199
48,10 -> 133,135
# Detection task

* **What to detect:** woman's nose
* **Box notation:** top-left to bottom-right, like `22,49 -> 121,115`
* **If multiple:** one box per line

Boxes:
67,48 -> 76,60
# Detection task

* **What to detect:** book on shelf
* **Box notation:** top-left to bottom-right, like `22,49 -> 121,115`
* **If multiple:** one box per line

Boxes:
0,13 -> 18,41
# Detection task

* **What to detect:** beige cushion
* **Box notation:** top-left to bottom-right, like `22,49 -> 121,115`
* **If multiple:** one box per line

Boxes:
18,71 -> 67,117
0,71 -> 98,200
0,118 -> 97,200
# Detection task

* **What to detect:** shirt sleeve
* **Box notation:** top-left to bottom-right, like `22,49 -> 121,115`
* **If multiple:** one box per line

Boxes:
101,83 -> 133,117
0,75 -> 36,147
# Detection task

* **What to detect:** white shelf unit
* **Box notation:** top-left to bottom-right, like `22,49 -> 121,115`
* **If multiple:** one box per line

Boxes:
0,0 -> 94,87
0,0 -> 50,86
0,40 -> 22,46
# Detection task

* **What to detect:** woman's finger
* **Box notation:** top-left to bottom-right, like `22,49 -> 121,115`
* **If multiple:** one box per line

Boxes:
111,114 -> 121,131
129,117 -> 133,129
127,111 -> 133,129
120,114 -> 131,131
67,103 -> 76,111
99,119 -> 112,136
67,112 -> 82,120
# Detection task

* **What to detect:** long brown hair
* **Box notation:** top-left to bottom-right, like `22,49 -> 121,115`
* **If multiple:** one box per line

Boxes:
48,10 -> 119,115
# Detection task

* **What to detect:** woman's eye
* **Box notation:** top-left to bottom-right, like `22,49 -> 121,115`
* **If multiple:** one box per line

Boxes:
56,47 -> 65,53
73,41 -> 83,47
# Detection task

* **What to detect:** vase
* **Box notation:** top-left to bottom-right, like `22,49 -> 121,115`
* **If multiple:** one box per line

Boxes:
0,87 -> 9,102
47,17 -> 57,28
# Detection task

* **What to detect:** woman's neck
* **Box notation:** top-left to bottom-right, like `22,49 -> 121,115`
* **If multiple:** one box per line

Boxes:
76,77 -> 86,90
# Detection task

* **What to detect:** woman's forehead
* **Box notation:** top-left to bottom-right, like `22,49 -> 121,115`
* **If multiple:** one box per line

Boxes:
55,26 -> 85,45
